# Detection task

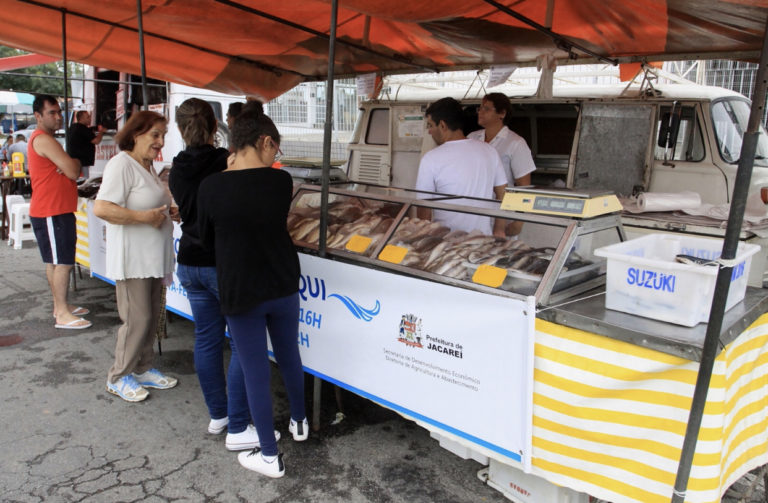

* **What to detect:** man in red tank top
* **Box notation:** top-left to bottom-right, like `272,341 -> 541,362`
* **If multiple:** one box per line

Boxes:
28,94 -> 91,330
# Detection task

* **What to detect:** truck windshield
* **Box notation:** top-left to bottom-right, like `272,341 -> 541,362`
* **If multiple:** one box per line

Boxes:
712,98 -> 768,166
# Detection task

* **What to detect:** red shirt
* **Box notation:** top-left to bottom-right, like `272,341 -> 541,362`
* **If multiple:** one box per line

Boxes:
28,128 -> 77,217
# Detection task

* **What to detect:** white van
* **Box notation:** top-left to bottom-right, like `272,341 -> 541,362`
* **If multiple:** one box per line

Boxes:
90,82 -> 242,177
344,82 -> 768,285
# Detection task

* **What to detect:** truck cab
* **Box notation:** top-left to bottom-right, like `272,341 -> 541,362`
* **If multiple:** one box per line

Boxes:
346,83 -> 768,205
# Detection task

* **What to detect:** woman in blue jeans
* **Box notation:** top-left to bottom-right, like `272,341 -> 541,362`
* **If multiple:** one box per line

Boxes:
197,102 -> 307,478
169,98 -> 274,451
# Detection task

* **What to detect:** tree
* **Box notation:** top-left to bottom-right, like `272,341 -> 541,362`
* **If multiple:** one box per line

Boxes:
0,46 -> 82,96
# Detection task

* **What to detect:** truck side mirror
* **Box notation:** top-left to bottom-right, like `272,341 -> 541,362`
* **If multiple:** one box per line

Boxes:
658,111 -> 681,149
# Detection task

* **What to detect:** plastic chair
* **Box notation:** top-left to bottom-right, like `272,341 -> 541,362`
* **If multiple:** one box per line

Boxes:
4,194 -> 23,217
7,197 -> 35,249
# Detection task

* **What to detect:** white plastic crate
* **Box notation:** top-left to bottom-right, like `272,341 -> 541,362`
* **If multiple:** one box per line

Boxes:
594,234 -> 760,327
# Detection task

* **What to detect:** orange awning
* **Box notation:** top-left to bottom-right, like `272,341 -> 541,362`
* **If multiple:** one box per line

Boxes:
0,0 -> 766,99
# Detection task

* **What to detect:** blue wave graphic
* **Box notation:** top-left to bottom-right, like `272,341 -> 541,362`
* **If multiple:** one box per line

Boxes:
329,294 -> 381,321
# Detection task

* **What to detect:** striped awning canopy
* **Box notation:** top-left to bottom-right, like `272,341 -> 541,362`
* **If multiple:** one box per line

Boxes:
0,0 -> 766,100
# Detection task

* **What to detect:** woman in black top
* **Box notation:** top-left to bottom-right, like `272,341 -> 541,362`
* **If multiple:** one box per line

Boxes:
170,98 -> 261,451
197,102 -> 307,478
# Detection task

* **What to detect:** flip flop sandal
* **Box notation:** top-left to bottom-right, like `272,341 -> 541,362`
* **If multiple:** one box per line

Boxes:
52,307 -> 91,318
54,318 -> 92,330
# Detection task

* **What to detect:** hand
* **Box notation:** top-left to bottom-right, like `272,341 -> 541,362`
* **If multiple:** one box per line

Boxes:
143,205 -> 168,228
169,205 -> 181,223
97,125 -> 107,133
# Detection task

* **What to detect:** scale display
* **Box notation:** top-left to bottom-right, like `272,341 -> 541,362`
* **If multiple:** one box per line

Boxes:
500,187 -> 622,218
532,196 -> 585,214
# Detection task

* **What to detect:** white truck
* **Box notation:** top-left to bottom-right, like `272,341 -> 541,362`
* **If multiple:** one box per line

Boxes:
343,81 -> 768,286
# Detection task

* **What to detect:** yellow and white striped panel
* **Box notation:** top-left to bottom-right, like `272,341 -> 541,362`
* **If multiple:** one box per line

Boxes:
531,314 -> 768,503
75,198 -> 89,268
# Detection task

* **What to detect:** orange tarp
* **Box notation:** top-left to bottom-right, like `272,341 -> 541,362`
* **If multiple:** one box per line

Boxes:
0,0 -> 766,99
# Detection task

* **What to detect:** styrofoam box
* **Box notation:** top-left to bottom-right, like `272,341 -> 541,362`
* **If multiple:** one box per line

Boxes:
594,234 -> 760,327
479,460 -> 589,503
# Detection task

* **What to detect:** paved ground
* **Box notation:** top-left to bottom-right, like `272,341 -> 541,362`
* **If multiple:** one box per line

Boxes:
0,239 -> 764,502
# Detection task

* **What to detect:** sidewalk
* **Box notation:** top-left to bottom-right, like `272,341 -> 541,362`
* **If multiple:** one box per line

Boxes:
0,241 -> 509,503
0,240 -> 763,502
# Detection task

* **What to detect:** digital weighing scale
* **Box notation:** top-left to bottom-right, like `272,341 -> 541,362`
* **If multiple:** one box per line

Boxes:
500,187 -> 622,218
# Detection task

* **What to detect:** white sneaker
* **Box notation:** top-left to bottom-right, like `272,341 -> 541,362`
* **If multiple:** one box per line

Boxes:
225,424 -> 281,451
106,375 -> 148,402
208,417 -> 228,435
238,449 -> 285,478
288,417 -> 309,441
133,368 -> 178,390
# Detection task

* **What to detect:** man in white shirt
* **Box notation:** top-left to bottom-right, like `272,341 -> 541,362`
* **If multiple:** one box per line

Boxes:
415,97 -> 507,236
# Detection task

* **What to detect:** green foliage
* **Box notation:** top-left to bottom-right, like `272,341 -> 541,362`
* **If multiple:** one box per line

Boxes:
0,46 -> 82,96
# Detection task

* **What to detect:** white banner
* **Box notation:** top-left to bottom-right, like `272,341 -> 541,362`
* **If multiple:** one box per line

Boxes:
86,200 -> 108,280
85,200 -> 534,464
166,222 -> 192,318
295,253 -> 534,465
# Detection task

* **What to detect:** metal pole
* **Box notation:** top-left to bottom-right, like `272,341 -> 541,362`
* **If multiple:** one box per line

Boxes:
136,0 -> 149,111
61,10 -> 69,149
670,19 -> 768,503
312,0 -> 339,433
318,0 -> 337,257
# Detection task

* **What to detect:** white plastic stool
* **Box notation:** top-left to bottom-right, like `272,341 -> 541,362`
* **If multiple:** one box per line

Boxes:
8,200 -> 35,249
3,194 -> 23,215
4,194 -> 24,241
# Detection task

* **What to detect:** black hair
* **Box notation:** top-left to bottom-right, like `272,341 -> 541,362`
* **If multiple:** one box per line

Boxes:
425,97 -> 464,132
483,93 -> 513,127
33,94 -> 58,114
227,101 -> 245,118
231,100 -> 278,152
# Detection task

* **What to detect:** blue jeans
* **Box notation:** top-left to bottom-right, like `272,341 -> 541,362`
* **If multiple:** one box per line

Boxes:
176,264 -> 249,433
226,292 -> 306,456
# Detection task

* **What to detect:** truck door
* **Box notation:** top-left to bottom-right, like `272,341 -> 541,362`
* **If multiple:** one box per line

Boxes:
347,107 -> 391,185
571,103 -> 654,197
648,103 -> 728,204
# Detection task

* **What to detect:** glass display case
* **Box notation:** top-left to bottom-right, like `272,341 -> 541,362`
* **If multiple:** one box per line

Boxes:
289,182 -> 625,305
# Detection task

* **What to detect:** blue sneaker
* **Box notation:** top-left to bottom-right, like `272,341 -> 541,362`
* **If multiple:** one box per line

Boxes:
133,368 -> 178,390
106,375 -> 149,402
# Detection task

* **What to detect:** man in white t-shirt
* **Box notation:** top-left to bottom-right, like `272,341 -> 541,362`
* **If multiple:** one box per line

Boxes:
415,97 -> 507,236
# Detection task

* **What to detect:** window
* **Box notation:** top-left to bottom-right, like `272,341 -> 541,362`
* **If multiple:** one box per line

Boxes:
654,105 -> 705,162
711,98 -> 768,166
205,101 -> 223,122
365,108 -> 389,145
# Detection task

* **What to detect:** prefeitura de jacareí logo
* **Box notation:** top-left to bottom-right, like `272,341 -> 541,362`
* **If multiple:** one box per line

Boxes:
398,314 -> 423,348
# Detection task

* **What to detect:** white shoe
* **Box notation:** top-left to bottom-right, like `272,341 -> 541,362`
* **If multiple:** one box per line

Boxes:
225,424 -> 281,451
288,417 -> 309,441
208,417 -> 228,435
133,368 -> 178,390
238,449 -> 284,478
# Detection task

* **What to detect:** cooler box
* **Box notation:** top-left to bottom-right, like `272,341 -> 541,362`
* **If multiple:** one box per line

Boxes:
594,234 -> 760,327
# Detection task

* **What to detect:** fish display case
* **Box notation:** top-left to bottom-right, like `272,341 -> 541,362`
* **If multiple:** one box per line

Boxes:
288,182 -> 625,305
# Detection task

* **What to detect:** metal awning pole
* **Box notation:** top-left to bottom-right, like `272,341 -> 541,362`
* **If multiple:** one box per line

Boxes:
136,0 -> 149,111
670,18 -> 768,503
318,0 -> 338,257
312,0 -> 339,434
61,10 -> 69,148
